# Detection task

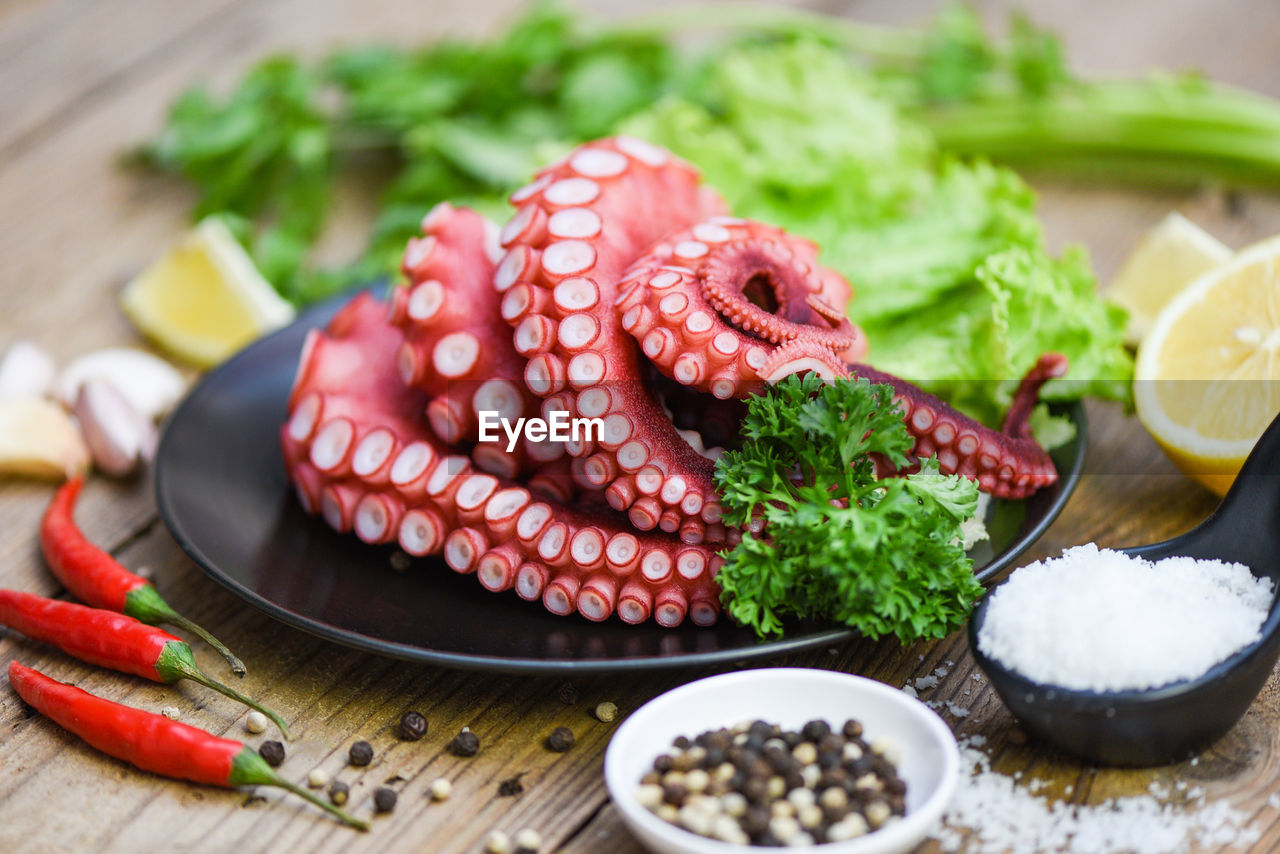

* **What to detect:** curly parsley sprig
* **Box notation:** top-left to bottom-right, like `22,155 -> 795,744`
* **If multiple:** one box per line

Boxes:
713,374 -> 984,642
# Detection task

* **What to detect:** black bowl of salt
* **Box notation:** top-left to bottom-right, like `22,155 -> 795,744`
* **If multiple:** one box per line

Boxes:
969,410 -> 1280,767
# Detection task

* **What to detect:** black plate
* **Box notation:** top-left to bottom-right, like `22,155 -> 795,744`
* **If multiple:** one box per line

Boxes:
154,290 -> 1086,674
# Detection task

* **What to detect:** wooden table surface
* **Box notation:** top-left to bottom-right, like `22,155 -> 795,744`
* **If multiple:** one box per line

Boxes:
4,0 -> 1280,851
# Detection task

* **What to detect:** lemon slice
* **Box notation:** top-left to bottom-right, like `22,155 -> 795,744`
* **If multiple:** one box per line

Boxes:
121,218 -> 295,367
1134,235 -> 1280,495
1109,212 -> 1232,346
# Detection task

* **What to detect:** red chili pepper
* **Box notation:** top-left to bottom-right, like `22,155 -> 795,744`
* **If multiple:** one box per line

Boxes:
8,661 -> 367,830
40,476 -> 246,676
0,590 -> 289,738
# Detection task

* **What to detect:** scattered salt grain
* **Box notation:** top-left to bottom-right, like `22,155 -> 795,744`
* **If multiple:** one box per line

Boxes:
978,544 -> 1273,691
934,666 -> 950,678
901,684 -> 918,698
945,702 -> 970,718
1268,793 -> 1280,810
932,737 -> 1259,853
913,675 -> 939,691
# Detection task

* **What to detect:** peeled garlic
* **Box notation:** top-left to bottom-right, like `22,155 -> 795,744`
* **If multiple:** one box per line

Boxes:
0,397 -> 91,479
0,340 -> 56,400
74,379 -> 157,477
56,348 -> 185,421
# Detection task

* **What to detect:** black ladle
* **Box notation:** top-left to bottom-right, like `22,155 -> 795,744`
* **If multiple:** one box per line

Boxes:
969,410 -> 1280,766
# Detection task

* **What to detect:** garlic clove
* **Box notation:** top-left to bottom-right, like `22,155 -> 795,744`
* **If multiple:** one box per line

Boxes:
0,339 -> 57,400
0,397 -> 91,479
56,348 -> 185,422
74,379 -> 157,477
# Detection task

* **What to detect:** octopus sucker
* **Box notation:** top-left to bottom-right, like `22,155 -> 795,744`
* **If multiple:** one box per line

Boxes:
282,137 -> 1065,627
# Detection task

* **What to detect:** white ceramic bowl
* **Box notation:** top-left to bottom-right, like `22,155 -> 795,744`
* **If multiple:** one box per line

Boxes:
604,668 -> 958,854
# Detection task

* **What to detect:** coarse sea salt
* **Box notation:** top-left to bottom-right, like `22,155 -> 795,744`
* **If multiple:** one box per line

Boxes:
931,737 -> 1260,854
977,544 -> 1273,691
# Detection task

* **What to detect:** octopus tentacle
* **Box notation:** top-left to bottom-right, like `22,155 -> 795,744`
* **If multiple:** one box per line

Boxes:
282,292 -> 720,626
497,136 -> 732,542
849,353 -> 1068,499
616,219 -> 865,400
388,202 -> 553,477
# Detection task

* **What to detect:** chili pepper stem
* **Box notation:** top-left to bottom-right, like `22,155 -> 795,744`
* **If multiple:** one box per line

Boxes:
183,667 -> 292,741
156,643 -> 291,740
125,584 -> 246,677
230,748 -> 369,831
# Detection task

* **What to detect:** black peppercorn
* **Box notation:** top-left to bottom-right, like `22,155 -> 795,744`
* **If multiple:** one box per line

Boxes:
672,734 -> 691,750
547,726 -> 575,752
653,753 -> 673,773
498,772 -> 526,797
450,729 -> 480,757
740,805 -> 770,836
743,776 -> 768,803
258,740 -> 285,768
802,719 -> 831,742
348,740 -> 374,767
842,719 -> 863,739
557,682 -> 579,705
373,787 -> 397,813
662,781 -> 688,805
328,780 -> 349,806
398,710 -> 428,741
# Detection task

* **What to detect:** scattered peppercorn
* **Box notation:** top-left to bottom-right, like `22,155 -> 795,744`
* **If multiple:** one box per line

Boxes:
636,718 -> 905,846
450,728 -> 480,757
348,740 -> 374,767
244,711 -> 268,734
498,772 -> 527,797
594,701 -> 618,722
430,777 -> 452,801
557,682 -> 579,705
329,780 -> 349,806
513,828 -> 542,854
547,726 -> 575,752
397,710 -> 428,741
485,830 -> 512,854
374,786 -> 398,813
307,768 -> 329,789
258,740 -> 286,768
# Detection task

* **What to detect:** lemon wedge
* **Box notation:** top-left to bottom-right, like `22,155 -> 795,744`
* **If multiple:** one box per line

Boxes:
1134,235 -> 1280,495
121,219 -> 295,367
1109,212 -> 1232,346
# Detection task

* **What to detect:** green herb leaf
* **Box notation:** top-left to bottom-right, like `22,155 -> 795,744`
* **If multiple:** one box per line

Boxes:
713,375 -> 983,642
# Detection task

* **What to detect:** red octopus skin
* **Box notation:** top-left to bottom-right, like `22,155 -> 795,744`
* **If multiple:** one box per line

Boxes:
851,354 -> 1068,499
617,218 -> 866,400
496,137 -> 736,545
283,292 -> 722,627
387,202 -> 555,479
282,135 -> 1067,628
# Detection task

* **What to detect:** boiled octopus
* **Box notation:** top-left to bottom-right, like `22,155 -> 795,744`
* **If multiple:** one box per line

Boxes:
282,136 -> 1066,628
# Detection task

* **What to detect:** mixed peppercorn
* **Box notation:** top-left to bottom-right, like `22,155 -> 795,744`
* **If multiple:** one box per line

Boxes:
637,718 -> 907,846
